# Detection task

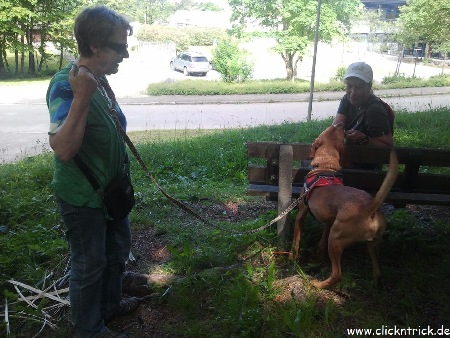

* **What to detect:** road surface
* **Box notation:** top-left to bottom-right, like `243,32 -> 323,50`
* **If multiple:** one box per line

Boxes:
1,92 -> 450,163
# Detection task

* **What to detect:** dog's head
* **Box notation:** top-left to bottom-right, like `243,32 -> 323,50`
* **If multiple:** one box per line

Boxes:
309,124 -> 345,171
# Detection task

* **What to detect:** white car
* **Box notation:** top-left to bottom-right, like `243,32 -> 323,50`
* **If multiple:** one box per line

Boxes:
170,52 -> 210,76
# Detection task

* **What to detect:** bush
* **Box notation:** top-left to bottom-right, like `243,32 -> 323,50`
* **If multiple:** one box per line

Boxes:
427,73 -> 450,86
381,74 -> 416,84
381,74 -> 450,88
332,66 -> 347,82
212,38 -> 254,83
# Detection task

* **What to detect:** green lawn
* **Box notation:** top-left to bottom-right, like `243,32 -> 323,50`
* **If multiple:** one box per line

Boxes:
1,109 -> 449,337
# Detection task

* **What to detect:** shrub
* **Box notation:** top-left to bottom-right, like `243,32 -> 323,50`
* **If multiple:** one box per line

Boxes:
332,66 -> 347,82
212,38 -> 254,83
381,74 -> 416,84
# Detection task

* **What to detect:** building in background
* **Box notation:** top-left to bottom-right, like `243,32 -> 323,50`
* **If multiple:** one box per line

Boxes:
361,0 -> 407,20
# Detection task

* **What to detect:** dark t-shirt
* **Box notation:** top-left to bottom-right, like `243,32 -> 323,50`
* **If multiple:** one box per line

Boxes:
337,94 -> 392,137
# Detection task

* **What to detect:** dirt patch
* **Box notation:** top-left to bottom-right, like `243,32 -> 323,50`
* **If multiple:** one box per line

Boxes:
103,202 -> 449,337
405,204 -> 450,227
41,201 -> 448,337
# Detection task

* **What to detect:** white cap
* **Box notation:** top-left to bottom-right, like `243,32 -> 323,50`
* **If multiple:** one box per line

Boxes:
344,62 -> 373,84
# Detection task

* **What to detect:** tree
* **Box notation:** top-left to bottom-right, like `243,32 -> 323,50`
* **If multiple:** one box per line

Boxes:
137,25 -> 225,54
0,0 -> 80,77
46,1 -> 80,70
228,0 -> 361,81
197,2 -> 224,12
397,0 -> 450,58
0,0 -> 35,76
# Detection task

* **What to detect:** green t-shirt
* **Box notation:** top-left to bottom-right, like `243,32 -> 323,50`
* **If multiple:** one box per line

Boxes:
46,63 -> 128,209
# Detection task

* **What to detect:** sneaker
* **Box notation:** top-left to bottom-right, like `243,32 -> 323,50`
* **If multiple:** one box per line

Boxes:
104,296 -> 140,324
115,296 -> 140,316
122,271 -> 152,297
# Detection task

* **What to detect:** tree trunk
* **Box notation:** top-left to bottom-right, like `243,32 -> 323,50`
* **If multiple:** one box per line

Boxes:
28,28 -> 36,74
0,46 -> 5,75
292,55 -> 301,83
20,35 -> 25,74
282,52 -> 295,81
14,49 -> 18,74
442,54 -> 447,75
425,43 -> 430,59
395,44 -> 403,77
59,49 -> 64,70
28,51 -> 35,74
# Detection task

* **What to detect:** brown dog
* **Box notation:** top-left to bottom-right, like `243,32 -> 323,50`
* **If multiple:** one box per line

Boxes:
291,123 -> 398,288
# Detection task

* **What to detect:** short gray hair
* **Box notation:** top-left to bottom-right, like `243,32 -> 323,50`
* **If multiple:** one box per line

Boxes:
74,5 -> 132,57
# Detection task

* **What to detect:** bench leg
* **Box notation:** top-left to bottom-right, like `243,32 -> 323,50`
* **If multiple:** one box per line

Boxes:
277,145 -> 293,245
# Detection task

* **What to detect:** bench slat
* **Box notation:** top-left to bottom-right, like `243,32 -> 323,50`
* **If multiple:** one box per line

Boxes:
248,184 -> 450,206
247,142 -> 450,167
249,166 -> 450,194
247,142 -> 450,206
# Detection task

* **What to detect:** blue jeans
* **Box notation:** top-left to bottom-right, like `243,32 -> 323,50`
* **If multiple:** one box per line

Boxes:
57,197 -> 131,338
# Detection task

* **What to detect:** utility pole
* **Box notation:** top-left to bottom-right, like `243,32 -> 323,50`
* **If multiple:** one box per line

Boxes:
307,0 -> 322,121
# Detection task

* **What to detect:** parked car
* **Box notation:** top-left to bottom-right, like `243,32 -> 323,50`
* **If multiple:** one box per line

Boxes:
170,52 -> 210,76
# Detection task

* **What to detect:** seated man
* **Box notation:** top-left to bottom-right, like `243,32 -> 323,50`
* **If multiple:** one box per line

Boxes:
333,61 -> 393,148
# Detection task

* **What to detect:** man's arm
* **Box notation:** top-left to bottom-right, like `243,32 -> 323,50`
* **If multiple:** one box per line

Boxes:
334,112 -> 393,147
333,113 -> 346,126
49,66 -> 98,162
345,129 -> 393,147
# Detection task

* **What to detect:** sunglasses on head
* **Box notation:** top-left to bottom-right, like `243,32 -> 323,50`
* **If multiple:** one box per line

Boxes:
105,42 -> 128,54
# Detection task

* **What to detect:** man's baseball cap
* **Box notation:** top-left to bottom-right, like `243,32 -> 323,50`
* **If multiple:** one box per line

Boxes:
344,62 -> 373,84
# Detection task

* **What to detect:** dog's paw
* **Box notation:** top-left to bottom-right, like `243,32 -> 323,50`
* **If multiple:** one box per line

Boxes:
288,252 -> 299,261
311,277 -> 338,289
371,276 -> 383,289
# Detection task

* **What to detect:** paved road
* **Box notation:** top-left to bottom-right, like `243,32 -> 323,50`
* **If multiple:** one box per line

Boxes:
3,44 -> 450,163
1,86 -> 450,164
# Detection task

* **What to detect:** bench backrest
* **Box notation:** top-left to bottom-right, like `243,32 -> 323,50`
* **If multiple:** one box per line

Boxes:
247,142 -> 450,206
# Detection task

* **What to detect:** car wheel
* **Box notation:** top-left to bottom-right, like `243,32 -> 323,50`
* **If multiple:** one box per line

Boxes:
183,67 -> 189,76
170,62 -> 175,70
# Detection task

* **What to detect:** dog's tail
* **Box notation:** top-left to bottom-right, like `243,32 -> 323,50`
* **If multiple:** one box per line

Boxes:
369,149 -> 399,214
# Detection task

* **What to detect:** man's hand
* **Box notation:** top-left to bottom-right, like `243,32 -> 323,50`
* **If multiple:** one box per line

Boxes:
69,65 -> 98,101
344,129 -> 366,144
345,129 -> 393,147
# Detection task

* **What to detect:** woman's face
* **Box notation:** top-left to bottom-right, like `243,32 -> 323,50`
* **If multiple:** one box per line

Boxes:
344,77 -> 371,107
98,27 -> 129,75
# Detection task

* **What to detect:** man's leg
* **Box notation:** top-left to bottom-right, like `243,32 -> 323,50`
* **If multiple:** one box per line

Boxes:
58,197 -> 109,338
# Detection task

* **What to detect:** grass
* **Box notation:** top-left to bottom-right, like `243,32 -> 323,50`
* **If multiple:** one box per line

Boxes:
145,74 -> 450,96
1,108 -> 450,337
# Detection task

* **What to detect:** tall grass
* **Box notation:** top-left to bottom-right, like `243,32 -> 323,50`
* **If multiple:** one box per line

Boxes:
1,109 -> 449,337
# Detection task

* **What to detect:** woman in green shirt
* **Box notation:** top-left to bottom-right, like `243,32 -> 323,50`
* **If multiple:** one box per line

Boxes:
47,6 -> 138,337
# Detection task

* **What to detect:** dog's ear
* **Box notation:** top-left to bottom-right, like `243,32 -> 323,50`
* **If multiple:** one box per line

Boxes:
309,137 -> 322,159
312,137 -> 322,148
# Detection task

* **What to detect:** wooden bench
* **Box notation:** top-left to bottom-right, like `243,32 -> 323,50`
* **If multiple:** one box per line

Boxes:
247,141 -> 450,238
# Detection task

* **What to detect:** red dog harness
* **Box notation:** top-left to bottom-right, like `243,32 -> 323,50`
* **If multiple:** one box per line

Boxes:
303,173 -> 343,204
